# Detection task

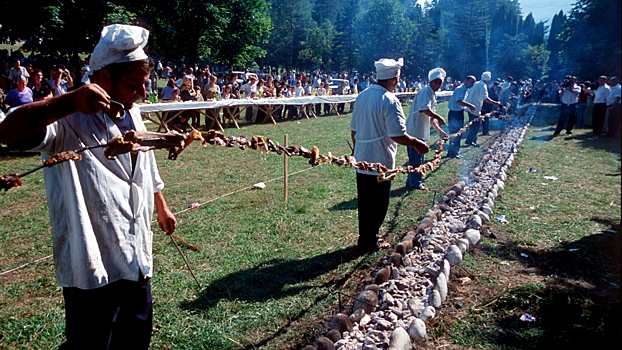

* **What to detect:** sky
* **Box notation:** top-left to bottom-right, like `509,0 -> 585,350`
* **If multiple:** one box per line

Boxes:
416,0 -> 575,23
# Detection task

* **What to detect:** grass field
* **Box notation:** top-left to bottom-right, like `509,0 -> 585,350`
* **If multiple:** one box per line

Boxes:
0,102 -> 619,349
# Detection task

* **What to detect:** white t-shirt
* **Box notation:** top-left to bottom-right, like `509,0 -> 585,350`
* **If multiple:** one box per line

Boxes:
406,85 -> 436,142
350,84 -> 408,174
594,84 -> 610,104
606,84 -> 621,106
465,80 -> 489,115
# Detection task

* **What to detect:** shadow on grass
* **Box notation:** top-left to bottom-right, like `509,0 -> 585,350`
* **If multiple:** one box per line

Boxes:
182,246 -> 366,349
471,219 -> 621,349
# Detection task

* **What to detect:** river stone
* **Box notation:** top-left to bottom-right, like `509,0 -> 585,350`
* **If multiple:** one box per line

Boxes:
330,313 -> 353,333
325,329 -> 341,342
477,210 -> 490,223
302,346 -> 317,350
469,214 -> 482,229
464,229 -> 481,246
395,241 -> 412,255
407,298 -> 425,317
430,289 -> 442,308
353,290 -> 378,314
389,327 -> 412,350
419,306 -> 436,321
364,284 -> 379,295
314,336 -> 335,350
457,238 -> 469,253
442,259 -> 451,278
482,205 -> 493,216
349,308 -> 366,323
497,179 -> 505,189
376,318 -> 394,331
435,272 -> 448,302
408,318 -> 427,342
389,253 -> 402,267
373,267 -> 391,285
446,245 -> 463,265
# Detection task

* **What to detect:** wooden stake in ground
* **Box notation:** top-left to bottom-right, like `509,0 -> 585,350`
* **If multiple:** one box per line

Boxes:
284,134 -> 289,202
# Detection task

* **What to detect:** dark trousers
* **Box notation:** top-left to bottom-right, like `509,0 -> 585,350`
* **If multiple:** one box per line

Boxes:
465,112 -> 480,144
406,146 -> 424,188
592,103 -> 607,135
324,103 -> 331,115
447,110 -> 464,156
356,172 -> 392,249
315,104 -> 322,116
606,104 -> 621,137
481,109 -> 491,135
555,103 -> 577,134
60,278 -> 153,350
337,103 -> 345,114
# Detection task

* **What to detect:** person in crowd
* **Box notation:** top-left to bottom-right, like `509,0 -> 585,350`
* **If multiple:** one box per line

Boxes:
315,82 -> 327,116
161,78 -> 176,102
480,81 -> 500,136
167,114 -> 192,133
575,82 -> 592,129
446,75 -> 476,158
464,72 -> 504,147
0,24 -> 176,349
605,76 -> 620,138
592,75 -> 610,135
337,80 -> 350,114
405,68 -> 447,190
499,81 -> 517,112
28,69 -> 52,101
350,58 -> 429,252
1,61 -> 11,91
360,76 -> 370,91
3,75 -> 33,110
179,76 -> 199,128
240,74 -> 258,123
553,75 -> 580,136
48,64 -> 74,96
502,76 -> 513,90
7,59 -> 30,87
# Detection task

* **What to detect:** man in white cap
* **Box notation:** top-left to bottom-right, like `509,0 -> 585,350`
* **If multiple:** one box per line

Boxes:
464,71 -> 504,147
0,24 -> 176,349
350,58 -> 429,252
405,68 -> 448,190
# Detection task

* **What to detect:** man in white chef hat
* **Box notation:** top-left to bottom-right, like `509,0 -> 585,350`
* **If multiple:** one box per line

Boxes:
405,67 -> 448,190
350,58 -> 430,252
464,71 -> 505,147
0,24 -> 176,349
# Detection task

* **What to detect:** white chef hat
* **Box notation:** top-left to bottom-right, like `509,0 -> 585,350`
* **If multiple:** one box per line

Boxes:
375,58 -> 403,80
89,24 -> 149,73
481,71 -> 492,81
428,68 -> 446,82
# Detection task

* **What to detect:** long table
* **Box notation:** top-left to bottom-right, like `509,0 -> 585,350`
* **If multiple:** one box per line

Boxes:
138,91 -> 453,132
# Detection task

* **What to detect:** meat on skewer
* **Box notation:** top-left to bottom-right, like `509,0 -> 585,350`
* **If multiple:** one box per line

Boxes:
0,174 -> 22,191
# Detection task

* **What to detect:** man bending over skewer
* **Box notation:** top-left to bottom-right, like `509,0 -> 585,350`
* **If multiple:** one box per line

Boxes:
0,24 -> 176,349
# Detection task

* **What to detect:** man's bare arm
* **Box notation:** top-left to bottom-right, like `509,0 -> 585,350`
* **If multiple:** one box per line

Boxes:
0,84 -> 111,145
390,135 -> 429,154
155,191 -> 177,235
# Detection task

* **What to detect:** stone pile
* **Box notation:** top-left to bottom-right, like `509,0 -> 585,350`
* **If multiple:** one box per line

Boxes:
303,104 -> 538,350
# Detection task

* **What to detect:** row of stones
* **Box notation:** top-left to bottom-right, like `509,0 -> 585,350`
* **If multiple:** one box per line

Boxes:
303,104 -> 538,350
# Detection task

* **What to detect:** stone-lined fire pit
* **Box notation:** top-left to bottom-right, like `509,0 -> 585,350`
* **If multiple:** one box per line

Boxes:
303,104 -> 538,350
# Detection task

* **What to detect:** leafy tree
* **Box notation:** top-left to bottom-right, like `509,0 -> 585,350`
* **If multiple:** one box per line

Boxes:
546,10 -> 566,78
264,0 -> 314,70
299,19 -> 335,71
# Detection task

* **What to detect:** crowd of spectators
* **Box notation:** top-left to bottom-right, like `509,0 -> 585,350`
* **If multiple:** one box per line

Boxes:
0,49 -> 618,137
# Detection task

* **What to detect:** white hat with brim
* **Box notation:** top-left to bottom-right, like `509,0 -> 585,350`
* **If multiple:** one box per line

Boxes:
428,68 -> 446,83
89,24 -> 149,73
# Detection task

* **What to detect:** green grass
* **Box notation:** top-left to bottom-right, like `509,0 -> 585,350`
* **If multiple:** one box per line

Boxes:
434,103 -> 621,349
3,102 -> 610,349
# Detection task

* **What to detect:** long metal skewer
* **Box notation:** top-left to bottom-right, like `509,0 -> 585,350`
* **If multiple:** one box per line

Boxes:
169,234 -> 203,290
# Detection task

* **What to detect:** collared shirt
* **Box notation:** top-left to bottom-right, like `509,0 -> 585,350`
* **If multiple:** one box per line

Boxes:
448,84 -> 468,111
8,66 -> 30,84
606,84 -> 620,106
48,79 -> 70,96
465,80 -> 489,115
406,85 -> 436,142
560,84 -> 581,104
350,84 -> 407,174
29,107 -> 164,289
594,84 -> 610,103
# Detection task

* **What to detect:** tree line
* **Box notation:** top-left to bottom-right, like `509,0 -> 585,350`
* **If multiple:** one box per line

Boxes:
0,0 -> 619,81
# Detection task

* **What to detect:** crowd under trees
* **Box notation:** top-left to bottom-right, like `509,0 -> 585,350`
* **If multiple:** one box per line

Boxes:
1,0 -> 620,81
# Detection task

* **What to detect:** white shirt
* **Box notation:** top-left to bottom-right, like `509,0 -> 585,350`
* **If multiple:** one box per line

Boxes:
406,85 -> 436,142
295,86 -> 305,97
606,84 -> 620,106
465,80 -> 489,115
560,84 -> 581,105
594,84 -> 610,104
240,82 -> 257,96
30,107 -> 164,289
350,84 -> 408,174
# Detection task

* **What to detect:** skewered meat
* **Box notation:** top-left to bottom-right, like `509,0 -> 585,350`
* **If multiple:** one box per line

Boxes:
0,174 -> 22,191
104,130 -> 185,159
43,151 -> 82,167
